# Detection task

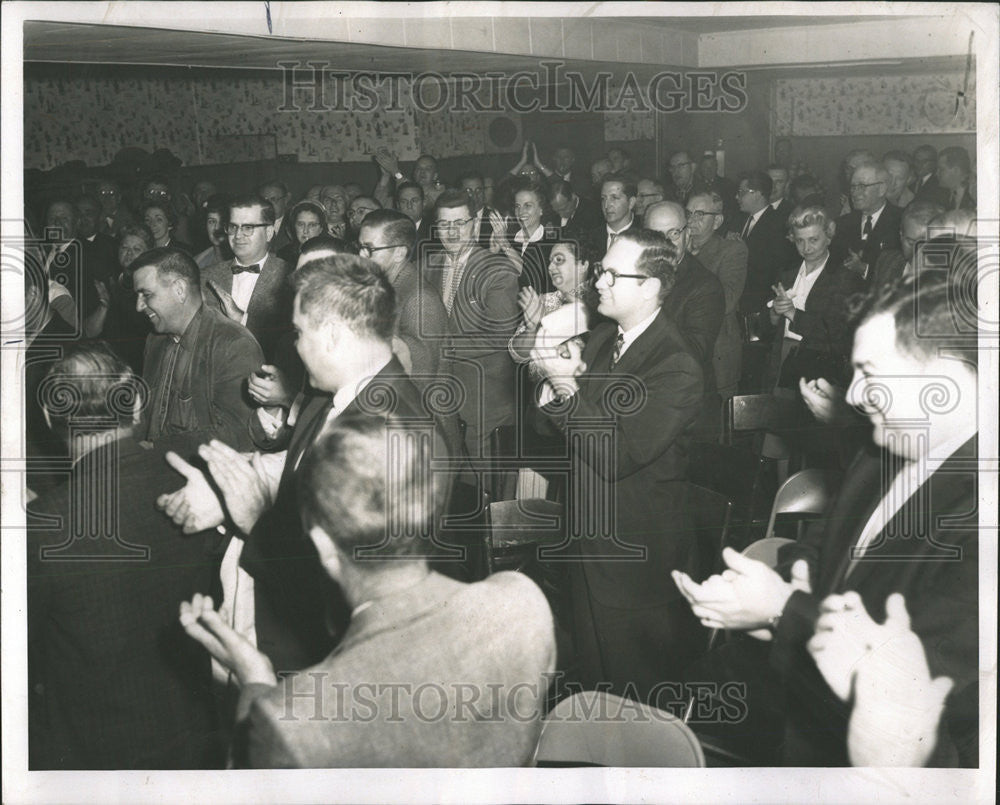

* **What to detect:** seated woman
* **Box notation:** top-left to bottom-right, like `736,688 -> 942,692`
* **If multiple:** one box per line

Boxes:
769,205 -> 866,394
497,177 -> 561,294
141,201 -> 193,254
277,200 -> 328,265
193,194 -> 234,269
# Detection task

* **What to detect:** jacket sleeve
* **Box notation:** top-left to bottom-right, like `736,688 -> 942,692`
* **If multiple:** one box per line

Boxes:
716,240 -> 748,315
788,264 -> 865,349
211,331 -> 265,451
680,279 -> 725,366
544,349 -> 703,482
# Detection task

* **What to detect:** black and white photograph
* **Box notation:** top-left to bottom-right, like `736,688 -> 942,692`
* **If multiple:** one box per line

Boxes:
1,3 -> 997,803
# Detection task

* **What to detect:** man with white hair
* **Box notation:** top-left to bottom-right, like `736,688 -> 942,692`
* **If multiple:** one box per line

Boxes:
831,163 -> 902,284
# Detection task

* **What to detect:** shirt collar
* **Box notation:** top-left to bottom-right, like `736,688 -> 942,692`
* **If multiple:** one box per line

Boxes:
617,306 -> 661,351
176,304 -> 206,349
332,356 -> 393,413
514,224 -> 544,246
607,215 -> 634,236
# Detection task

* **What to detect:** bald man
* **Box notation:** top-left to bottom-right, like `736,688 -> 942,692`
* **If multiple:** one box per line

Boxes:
645,201 -> 725,400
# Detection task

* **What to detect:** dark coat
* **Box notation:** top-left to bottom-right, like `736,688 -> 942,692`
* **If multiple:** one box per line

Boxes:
28,432 -> 220,769
662,252 -> 725,393
831,204 -> 903,285
773,438 -> 979,767
738,205 -> 798,314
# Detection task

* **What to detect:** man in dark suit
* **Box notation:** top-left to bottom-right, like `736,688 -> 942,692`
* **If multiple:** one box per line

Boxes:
458,172 -> 505,252
698,152 -> 739,229
597,174 -> 641,261
258,181 -> 293,256
936,147 -> 976,211
766,164 -> 795,226
831,164 -> 903,285
28,344 -> 218,769
736,171 -> 797,315
870,199 -> 945,291
200,195 -> 294,366
665,150 -> 708,207
531,229 -> 704,700
912,144 -> 945,203
423,190 -> 520,457
548,178 -> 601,240
158,253 -> 454,674
644,201 -> 725,397
674,275 -> 979,766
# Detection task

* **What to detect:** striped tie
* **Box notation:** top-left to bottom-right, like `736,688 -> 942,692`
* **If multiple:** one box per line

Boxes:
610,332 -> 624,369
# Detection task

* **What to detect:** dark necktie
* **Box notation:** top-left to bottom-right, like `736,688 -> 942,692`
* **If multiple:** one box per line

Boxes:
232,262 -> 261,275
862,216 -> 873,240
741,214 -> 754,240
610,332 -> 624,369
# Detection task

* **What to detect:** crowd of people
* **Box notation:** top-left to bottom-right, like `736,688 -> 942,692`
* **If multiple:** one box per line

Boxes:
22,136 -> 980,769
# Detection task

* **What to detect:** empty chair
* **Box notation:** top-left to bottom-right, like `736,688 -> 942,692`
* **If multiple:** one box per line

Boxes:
763,468 -> 843,541
536,691 -> 706,767
484,498 -> 564,576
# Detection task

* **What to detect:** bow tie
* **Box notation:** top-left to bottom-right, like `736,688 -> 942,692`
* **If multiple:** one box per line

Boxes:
232,262 -> 261,275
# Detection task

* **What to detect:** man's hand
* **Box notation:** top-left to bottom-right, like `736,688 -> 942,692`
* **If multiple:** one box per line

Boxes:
198,440 -> 272,535
799,377 -> 852,426
671,548 -> 803,632
248,364 -> 294,409
807,592 -> 954,766
207,280 -> 245,322
530,331 -> 586,398
374,147 -> 399,177
179,593 -> 277,687
843,248 -> 868,279
157,451 -> 226,534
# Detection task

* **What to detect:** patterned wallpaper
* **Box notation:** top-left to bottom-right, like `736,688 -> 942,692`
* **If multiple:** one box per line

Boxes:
24,72 -> 421,170
603,83 -> 655,141
773,72 -> 976,137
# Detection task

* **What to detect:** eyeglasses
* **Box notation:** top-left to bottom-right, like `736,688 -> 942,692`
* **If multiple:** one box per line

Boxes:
359,243 -> 405,255
225,222 -> 271,236
685,210 -> 719,223
736,188 -> 757,197
849,182 -> 884,192
433,217 -> 473,232
664,226 -> 687,240
598,269 -> 648,287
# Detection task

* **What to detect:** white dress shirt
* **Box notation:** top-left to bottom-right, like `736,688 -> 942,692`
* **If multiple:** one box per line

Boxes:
231,254 -> 268,326
782,256 -> 827,341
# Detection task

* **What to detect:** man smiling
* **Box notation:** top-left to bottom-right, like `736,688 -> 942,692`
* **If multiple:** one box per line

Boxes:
131,246 -> 262,450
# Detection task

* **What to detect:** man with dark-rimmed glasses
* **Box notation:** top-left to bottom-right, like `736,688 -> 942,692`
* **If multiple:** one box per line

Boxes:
530,228 -> 704,702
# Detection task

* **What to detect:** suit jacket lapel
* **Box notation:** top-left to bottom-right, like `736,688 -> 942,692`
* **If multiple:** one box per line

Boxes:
611,310 -> 666,376
245,253 -> 279,328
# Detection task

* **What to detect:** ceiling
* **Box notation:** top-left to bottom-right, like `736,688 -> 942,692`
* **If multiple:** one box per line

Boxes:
636,15 -> 902,33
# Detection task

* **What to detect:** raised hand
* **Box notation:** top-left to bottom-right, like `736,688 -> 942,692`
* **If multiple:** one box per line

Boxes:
157,451 -> 225,534
799,377 -> 852,426
207,280 -> 244,322
179,593 -> 276,686
843,248 -> 868,279
198,439 -> 272,535
374,147 -> 399,176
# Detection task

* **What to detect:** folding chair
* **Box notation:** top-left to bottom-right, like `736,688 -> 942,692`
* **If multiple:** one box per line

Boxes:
535,691 -> 706,767
687,483 -> 733,580
763,468 -> 842,541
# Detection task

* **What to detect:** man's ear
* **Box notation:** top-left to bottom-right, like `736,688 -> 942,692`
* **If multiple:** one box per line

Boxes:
643,277 -> 663,303
627,196 -> 636,213
172,277 -> 188,303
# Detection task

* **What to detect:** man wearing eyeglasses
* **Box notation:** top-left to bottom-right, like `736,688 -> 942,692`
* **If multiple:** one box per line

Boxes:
645,201 -> 725,401
736,171 -> 797,316
201,195 -> 295,366
831,164 -> 902,284
683,192 -> 748,400
530,229 -> 704,701
665,150 -> 707,206
358,209 -> 448,381
426,190 -> 519,457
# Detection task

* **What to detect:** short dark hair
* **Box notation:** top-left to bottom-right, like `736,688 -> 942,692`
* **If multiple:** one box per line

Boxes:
299,234 -> 352,258
738,171 -> 773,199
851,271 -> 977,368
901,199 -> 946,229
938,147 -> 971,179
547,178 -> 574,201
395,181 -> 424,204
616,229 -> 680,300
298,413 -> 447,567
789,173 -> 821,197
359,209 -> 417,250
457,172 -> 485,187
257,180 -> 289,197
203,193 -> 231,220
882,150 -> 913,170
140,200 -> 177,227
290,253 -> 396,341
431,189 -> 472,221
510,176 -> 551,218
128,246 -> 200,290
40,342 -> 143,438
601,173 -> 637,199
229,194 -> 275,226
554,233 -> 598,267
